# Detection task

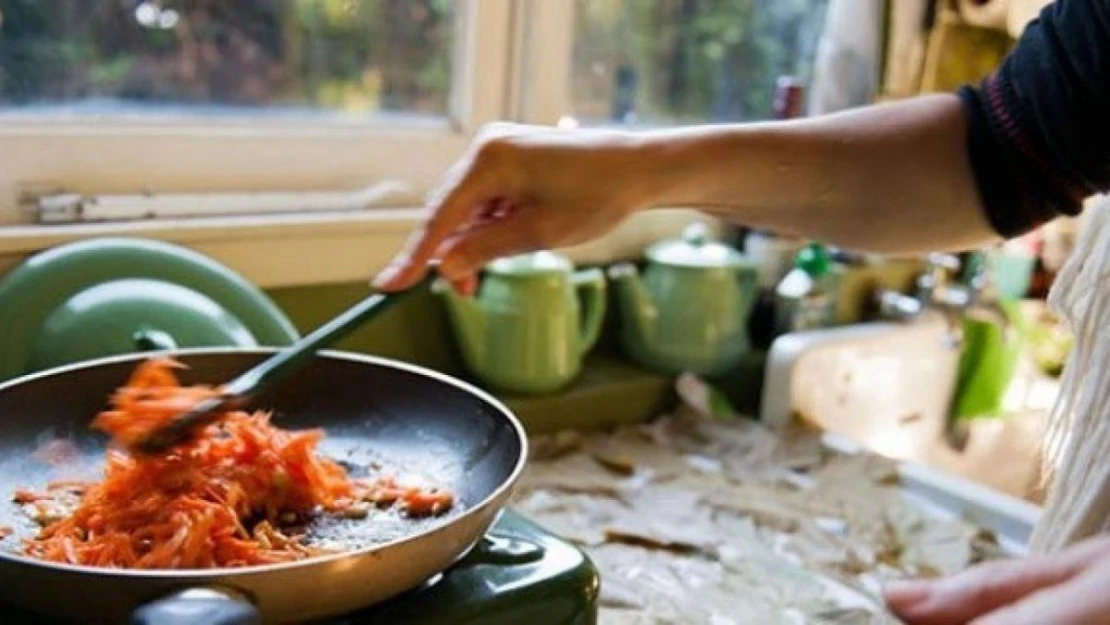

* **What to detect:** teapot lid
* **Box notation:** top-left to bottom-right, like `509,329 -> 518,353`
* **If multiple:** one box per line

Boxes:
645,222 -> 748,269
486,250 -> 574,276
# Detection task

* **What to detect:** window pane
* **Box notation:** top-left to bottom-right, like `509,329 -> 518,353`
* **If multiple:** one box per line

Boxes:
0,0 -> 454,121
571,0 -> 828,125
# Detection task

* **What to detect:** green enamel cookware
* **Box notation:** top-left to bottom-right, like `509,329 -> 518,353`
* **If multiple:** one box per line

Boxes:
609,222 -> 758,376
434,251 -> 606,395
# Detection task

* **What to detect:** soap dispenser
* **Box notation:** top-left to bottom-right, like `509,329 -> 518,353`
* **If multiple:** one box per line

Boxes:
772,243 -> 838,338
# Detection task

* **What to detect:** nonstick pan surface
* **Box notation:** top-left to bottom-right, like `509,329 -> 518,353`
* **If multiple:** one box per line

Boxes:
0,349 -> 526,624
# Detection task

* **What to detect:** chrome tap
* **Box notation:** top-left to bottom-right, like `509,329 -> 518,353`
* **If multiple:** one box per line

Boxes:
876,251 -> 1017,349
874,253 -> 978,348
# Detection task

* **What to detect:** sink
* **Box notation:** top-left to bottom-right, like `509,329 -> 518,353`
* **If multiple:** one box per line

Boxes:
761,310 -> 1053,503
761,311 -> 960,465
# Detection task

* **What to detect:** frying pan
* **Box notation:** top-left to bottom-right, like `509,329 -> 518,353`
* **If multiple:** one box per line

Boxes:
0,348 -> 527,624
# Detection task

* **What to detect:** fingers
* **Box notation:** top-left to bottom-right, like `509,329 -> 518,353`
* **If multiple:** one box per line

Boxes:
448,274 -> 479,297
373,149 -> 503,291
885,536 -> 1110,625
435,206 -> 548,282
971,558 -> 1110,625
884,558 -> 1077,624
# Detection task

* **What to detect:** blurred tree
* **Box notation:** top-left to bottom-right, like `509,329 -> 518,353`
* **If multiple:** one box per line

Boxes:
0,0 -> 824,122
572,0 -> 828,123
0,0 -> 453,115
0,0 -> 94,102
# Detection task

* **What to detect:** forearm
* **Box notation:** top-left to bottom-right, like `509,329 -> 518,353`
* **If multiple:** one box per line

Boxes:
637,94 -> 999,254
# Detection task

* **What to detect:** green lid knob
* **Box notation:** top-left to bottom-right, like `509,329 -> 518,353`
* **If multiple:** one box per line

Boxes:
133,327 -> 179,352
794,243 -> 830,277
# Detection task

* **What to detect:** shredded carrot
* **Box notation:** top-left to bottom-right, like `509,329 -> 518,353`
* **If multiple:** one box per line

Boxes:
360,476 -> 456,517
12,489 -> 41,504
19,358 -> 454,569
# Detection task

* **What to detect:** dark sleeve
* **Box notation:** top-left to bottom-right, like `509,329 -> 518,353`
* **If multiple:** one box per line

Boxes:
957,0 -> 1110,238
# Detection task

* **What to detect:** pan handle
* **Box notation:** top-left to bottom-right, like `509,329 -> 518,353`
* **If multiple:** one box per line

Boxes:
131,588 -> 261,625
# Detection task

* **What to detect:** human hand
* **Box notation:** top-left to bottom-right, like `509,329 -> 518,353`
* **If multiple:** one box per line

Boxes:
883,534 -> 1110,624
372,122 -> 664,293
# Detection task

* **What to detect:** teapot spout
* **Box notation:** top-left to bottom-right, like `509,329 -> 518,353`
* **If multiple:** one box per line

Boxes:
608,263 -> 657,342
432,279 -> 485,371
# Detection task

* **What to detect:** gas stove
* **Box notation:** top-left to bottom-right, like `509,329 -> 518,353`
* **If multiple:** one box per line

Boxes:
1,510 -> 599,625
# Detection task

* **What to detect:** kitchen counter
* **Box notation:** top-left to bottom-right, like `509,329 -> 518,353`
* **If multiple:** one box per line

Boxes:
512,397 -> 1009,624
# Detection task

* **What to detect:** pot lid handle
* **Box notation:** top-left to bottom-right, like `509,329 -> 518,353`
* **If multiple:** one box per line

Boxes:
133,327 -> 179,352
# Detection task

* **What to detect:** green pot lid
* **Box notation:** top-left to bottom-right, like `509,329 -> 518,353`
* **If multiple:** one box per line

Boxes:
0,237 -> 299,382
28,278 -> 260,373
486,250 -> 574,276
645,222 -> 748,269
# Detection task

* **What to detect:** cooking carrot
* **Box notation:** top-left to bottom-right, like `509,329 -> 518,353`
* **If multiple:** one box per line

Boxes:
19,358 -> 454,569
12,489 -> 40,504
402,490 -> 455,517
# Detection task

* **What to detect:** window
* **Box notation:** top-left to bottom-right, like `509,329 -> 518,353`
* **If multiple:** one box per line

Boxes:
1,1 -> 455,122
568,0 -> 829,126
0,0 -> 831,287
0,1 -> 515,229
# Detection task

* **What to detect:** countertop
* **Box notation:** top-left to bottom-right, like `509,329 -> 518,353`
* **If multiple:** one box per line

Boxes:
513,400 -> 1008,624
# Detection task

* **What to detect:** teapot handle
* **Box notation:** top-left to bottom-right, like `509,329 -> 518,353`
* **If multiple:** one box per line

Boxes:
571,268 -> 607,356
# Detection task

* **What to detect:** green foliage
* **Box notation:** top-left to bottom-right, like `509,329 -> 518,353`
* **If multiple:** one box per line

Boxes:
573,0 -> 828,123
0,0 -> 453,114
0,0 -> 827,122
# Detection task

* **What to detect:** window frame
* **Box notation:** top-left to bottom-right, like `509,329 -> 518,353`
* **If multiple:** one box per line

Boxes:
510,1 -> 576,125
0,0 -> 516,225
0,0 -> 713,288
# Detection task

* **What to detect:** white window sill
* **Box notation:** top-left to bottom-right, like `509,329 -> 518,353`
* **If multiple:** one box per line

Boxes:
0,208 -> 714,290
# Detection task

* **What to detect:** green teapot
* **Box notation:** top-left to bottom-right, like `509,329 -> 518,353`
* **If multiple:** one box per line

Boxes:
434,251 -> 606,395
609,222 -> 758,376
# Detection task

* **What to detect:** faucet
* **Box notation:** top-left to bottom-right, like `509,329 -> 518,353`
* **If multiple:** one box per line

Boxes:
874,253 -> 978,348
874,252 -> 1018,451
876,251 -> 1017,349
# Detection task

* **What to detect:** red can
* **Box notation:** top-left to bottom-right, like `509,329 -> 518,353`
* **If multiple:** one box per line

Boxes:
772,76 -> 805,120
